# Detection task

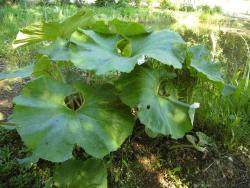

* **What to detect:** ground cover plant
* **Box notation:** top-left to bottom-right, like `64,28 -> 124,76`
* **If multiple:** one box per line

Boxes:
0,9 -> 236,187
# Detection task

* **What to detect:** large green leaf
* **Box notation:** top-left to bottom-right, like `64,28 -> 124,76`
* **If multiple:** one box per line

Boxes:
12,77 -> 133,162
13,22 -> 61,48
116,66 -> 199,139
0,64 -> 34,80
189,45 -> 224,83
39,39 -> 71,61
13,10 -> 93,48
109,19 -> 152,36
59,10 -> 94,39
12,11 -> 150,49
32,55 -> 68,81
90,19 -> 152,36
32,55 -> 53,77
222,84 -> 236,96
43,29 -> 184,74
54,158 -> 107,188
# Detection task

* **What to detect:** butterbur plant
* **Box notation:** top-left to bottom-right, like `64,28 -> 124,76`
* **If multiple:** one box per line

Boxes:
0,10 -> 229,187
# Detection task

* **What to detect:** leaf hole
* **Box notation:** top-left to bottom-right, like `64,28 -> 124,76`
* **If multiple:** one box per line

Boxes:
72,144 -> 88,160
64,92 -> 84,111
146,105 -> 150,110
158,80 -> 171,97
131,107 -> 138,116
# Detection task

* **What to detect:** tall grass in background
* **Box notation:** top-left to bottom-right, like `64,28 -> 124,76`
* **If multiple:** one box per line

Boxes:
0,4 -> 78,68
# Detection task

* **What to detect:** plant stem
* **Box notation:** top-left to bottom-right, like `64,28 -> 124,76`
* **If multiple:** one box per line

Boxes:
0,122 -> 16,126
55,64 -> 66,83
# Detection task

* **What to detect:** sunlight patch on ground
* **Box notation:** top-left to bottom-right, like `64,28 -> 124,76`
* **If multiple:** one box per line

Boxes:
158,168 -> 189,188
0,99 -> 12,108
0,81 -> 11,91
137,154 -> 159,171
0,112 -> 5,121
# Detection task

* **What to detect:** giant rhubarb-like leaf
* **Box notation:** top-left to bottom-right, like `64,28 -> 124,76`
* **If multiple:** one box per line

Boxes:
189,45 -> 223,83
90,19 -> 152,36
54,158 -> 107,188
116,66 -> 199,139
51,29 -> 185,74
13,12 -> 151,48
13,10 -> 94,48
12,77 -> 133,162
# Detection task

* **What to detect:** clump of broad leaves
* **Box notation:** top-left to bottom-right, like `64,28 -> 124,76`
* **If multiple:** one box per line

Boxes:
0,10 -> 232,187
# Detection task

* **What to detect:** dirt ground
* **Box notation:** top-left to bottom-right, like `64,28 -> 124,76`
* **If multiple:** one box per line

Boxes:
108,124 -> 250,188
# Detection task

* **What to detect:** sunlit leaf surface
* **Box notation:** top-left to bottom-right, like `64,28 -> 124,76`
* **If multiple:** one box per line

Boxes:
12,77 -> 133,162
42,29 -> 185,74
13,10 -> 94,48
54,158 -> 107,188
116,66 -> 199,139
189,45 -> 224,83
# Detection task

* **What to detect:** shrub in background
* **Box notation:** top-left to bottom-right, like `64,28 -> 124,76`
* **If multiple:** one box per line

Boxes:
160,0 -> 177,10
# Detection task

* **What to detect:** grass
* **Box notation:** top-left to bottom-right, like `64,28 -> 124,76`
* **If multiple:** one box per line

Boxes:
0,4 -> 78,69
0,3 -> 250,187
